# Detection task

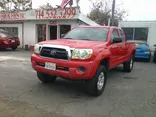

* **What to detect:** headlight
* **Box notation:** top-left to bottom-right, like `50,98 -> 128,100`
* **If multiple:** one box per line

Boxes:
72,49 -> 93,60
34,44 -> 42,54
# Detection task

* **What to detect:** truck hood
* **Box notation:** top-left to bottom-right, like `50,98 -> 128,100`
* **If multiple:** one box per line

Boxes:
39,39 -> 106,48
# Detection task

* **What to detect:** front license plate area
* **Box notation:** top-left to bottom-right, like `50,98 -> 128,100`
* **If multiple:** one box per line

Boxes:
45,62 -> 56,70
11,40 -> 15,43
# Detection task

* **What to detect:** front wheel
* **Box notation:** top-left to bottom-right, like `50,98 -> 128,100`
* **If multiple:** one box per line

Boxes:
123,55 -> 134,72
86,65 -> 107,97
11,47 -> 17,51
37,72 -> 57,83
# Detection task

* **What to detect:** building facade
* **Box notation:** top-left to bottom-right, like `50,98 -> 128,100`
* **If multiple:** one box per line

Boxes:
119,21 -> 156,49
0,7 -> 99,48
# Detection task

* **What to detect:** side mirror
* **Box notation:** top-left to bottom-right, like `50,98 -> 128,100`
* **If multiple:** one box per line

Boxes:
112,37 -> 122,43
154,44 -> 156,47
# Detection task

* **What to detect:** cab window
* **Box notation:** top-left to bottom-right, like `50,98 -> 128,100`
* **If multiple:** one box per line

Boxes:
120,29 -> 125,42
111,29 -> 119,43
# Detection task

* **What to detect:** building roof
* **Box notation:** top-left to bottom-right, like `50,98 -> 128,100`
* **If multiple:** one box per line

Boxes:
78,14 -> 100,26
120,20 -> 156,22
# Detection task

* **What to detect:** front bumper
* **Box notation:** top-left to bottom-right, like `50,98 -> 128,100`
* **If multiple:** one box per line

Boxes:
135,51 -> 151,59
31,54 -> 97,80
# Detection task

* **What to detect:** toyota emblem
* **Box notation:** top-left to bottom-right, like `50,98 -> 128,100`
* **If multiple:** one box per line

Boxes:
50,49 -> 57,55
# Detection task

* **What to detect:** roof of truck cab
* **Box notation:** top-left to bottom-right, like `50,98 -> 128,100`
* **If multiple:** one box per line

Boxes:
74,26 -> 118,28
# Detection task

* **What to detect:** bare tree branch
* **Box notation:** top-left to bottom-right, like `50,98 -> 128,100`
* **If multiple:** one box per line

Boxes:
88,0 -> 128,26
0,0 -> 32,11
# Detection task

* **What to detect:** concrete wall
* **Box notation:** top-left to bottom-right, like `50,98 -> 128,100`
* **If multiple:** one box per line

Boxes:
24,21 -> 37,47
119,21 -> 156,50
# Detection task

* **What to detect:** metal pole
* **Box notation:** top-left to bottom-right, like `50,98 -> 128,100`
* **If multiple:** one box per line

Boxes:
111,0 -> 116,26
108,18 -> 111,26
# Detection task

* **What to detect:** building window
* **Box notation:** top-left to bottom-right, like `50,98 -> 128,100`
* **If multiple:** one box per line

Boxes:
60,25 -> 71,38
134,28 -> 148,41
0,27 -> 18,37
122,27 -> 149,42
122,28 -> 133,40
36,24 -> 46,42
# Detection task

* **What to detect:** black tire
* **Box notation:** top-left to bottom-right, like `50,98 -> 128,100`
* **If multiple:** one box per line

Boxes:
123,55 -> 134,72
153,51 -> 156,63
86,65 -> 107,97
37,72 -> 57,83
11,47 -> 17,51
147,53 -> 151,62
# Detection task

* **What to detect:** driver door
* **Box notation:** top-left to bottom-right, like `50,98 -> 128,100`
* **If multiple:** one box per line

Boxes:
109,29 -> 122,68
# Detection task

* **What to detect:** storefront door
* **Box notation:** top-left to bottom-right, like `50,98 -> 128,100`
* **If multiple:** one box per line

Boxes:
49,26 -> 57,40
37,24 -> 46,42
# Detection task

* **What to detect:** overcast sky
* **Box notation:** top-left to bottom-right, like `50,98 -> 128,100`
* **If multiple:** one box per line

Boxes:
32,0 -> 156,21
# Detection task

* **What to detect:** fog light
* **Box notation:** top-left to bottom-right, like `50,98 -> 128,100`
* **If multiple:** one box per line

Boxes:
78,66 -> 86,73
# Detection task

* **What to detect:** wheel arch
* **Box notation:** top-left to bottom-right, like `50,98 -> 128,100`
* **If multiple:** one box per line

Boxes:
99,57 -> 110,70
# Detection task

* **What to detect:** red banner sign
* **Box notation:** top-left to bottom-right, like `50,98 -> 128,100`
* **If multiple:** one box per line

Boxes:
35,8 -> 76,19
0,12 -> 25,20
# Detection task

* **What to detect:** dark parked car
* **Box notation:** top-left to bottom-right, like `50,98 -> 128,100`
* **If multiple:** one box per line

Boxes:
0,29 -> 20,50
153,44 -> 156,63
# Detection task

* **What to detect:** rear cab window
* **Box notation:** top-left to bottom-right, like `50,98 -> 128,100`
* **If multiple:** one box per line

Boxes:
119,29 -> 126,42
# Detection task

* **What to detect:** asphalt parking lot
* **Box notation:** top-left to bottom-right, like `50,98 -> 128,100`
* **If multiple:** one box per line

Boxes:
0,49 -> 156,117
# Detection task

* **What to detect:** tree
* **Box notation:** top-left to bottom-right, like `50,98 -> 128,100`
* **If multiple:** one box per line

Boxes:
0,0 -> 13,11
12,0 -> 32,10
0,0 -> 32,11
39,2 -> 53,10
87,0 -> 128,26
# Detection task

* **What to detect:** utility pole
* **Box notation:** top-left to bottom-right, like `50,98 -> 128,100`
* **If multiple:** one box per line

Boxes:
111,0 -> 116,26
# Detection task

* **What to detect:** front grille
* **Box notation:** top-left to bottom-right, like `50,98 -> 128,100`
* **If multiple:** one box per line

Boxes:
40,47 -> 68,60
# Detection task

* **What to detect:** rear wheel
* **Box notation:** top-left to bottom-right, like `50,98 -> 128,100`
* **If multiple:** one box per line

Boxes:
123,55 -> 134,72
147,53 -> 151,62
37,72 -> 57,83
86,65 -> 107,97
153,52 -> 156,63
11,47 -> 17,51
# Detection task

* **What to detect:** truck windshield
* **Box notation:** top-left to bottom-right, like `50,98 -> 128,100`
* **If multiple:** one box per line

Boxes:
63,27 -> 109,41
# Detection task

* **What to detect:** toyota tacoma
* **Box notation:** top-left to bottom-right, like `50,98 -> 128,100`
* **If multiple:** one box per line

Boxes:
31,26 -> 136,96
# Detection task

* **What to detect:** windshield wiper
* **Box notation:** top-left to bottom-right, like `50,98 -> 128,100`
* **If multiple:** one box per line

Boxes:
81,39 -> 90,40
63,38 -> 73,39
63,38 -> 96,41
81,39 -> 97,41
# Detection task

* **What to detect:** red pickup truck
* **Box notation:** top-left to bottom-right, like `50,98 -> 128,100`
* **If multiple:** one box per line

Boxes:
31,26 -> 136,96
